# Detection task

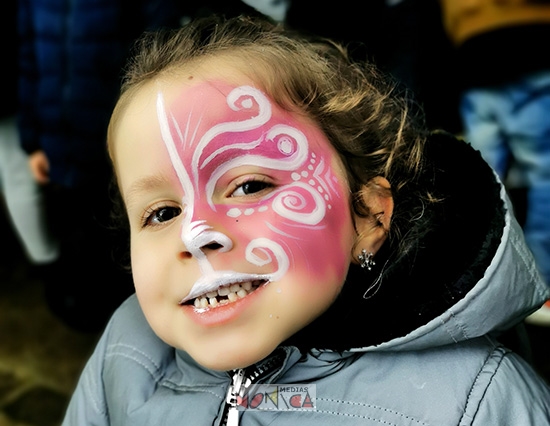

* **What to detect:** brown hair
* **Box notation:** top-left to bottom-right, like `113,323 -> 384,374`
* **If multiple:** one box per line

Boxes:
108,14 -> 435,260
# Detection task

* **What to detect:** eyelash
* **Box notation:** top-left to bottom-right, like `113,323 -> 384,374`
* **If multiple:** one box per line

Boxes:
141,204 -> 182,228
230,176 -> 274,197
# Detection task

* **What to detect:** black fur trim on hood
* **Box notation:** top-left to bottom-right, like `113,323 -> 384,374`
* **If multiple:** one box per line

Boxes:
285,132 -> 506,352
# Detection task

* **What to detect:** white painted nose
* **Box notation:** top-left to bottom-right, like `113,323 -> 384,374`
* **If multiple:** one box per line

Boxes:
182,220 -> 233,260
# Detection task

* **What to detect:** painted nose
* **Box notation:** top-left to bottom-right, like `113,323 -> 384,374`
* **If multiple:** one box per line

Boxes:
197,232 -> 232,254
181,221 -> 233,260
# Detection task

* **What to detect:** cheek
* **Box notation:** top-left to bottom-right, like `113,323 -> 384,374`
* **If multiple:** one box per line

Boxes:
217,193 -> 354,284
130,240 -> 163,300
284,206 -> 353,284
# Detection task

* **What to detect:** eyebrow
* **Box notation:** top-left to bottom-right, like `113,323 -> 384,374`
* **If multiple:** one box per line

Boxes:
123,174 -> 173,209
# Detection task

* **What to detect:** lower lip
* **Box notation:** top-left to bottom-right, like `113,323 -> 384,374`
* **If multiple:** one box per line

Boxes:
181,282 -> 268,327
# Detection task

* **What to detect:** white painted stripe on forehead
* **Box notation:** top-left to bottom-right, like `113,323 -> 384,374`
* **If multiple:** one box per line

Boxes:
156,91 -> 194,204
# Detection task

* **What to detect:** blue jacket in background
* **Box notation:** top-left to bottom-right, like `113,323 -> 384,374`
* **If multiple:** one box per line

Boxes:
17,0 -> 182,188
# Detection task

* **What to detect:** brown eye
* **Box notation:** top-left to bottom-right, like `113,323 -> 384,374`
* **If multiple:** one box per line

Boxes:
144,206 -> 182,227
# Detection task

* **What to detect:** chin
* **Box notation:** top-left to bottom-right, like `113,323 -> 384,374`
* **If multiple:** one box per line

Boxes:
191,345 -> 277,372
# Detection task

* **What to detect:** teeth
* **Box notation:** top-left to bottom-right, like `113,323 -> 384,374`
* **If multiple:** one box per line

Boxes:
191,281 -> 263,309
218,286 -> 230,296
194,298 -> 209,309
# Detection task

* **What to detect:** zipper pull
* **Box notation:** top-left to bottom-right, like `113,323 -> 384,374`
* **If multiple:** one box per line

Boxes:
225,369 -> 247,426
226,407 -> 240,426
223,351 -> 283,426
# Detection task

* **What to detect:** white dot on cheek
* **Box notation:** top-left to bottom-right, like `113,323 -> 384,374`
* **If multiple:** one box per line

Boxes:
227,208 -> 242,218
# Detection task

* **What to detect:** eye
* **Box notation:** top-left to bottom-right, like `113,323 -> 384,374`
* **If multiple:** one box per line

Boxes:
142,205 -> 182,227
230,178 -> 273,197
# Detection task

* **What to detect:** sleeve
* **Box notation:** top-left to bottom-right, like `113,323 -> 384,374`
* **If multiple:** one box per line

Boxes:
468,352 -> 550,425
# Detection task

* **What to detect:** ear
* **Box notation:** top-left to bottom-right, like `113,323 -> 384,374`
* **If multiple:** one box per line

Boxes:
351,177 -> 393,264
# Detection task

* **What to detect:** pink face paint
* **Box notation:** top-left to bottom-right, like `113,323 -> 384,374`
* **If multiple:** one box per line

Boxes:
156,82 -> 352,302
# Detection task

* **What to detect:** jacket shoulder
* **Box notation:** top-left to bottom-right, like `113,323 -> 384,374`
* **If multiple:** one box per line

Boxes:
465,348 -> 550,425
304,339 -> 550,425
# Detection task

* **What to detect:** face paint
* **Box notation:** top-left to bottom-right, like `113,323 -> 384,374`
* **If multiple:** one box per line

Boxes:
156,82 -> 351,305
115,74 -> 356,370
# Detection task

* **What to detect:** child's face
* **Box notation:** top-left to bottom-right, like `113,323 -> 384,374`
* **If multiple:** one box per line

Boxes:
113,74 -> 356,370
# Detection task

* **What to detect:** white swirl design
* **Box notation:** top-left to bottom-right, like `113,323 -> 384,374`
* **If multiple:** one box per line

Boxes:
204,124 -> 309,209
245,238 -> 289,282
271,181 -> 326,225
193,86 -> 272,179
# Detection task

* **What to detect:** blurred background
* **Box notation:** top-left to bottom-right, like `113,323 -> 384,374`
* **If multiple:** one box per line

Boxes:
2,0 -> 550,425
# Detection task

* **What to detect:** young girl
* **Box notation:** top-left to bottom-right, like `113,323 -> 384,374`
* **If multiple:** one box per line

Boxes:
62,15 -> 550,425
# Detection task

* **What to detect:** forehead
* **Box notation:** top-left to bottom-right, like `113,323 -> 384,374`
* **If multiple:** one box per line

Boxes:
113,71 -> 342,183
163,79 -> 329,169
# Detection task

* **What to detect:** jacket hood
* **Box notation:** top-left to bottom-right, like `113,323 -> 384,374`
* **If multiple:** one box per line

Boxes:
285,132 -> 549,353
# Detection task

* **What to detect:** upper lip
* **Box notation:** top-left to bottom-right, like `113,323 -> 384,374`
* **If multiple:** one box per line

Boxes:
179,271 -> 271,304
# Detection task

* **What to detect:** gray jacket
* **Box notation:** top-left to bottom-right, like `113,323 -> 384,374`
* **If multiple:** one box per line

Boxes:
62,133 -> 550,425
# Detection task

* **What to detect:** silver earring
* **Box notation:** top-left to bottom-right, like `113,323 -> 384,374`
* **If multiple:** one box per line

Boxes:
358,249 -> 376,270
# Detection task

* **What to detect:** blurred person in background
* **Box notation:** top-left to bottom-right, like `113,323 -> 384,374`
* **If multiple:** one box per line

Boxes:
439,0 -> 550,325
17,0 -> 183,332
1,0 -> 59,270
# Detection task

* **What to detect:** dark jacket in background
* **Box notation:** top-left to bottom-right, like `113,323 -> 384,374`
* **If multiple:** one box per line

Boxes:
1,0 -> 17,118
17,0 -> 183,188
16,0 -> 184,332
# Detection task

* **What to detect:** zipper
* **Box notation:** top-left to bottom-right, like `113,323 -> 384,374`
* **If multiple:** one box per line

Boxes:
222,349 -> 285,426
224,368 -> 249,426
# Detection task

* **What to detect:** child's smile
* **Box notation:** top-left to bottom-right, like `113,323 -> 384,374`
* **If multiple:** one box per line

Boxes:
182,277 -> 268,309
112,68 -> 357,370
